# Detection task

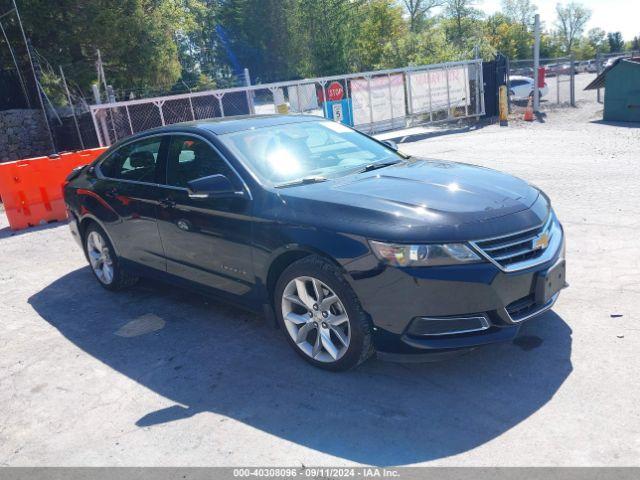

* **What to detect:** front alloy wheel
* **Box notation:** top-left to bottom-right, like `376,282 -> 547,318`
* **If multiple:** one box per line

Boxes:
281,276 -> 351,363
275,255 -> 374,371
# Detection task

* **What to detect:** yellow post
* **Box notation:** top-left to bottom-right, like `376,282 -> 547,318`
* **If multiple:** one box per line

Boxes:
499,85 -> 508,123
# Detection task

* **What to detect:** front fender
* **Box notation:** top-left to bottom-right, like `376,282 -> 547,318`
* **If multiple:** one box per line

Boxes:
254,221 -> 374,295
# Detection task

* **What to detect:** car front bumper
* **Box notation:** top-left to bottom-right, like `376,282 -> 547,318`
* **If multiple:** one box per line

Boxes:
348,229 -> 567,358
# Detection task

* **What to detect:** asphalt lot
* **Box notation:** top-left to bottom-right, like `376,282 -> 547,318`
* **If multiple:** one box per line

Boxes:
1,81 -> 639,466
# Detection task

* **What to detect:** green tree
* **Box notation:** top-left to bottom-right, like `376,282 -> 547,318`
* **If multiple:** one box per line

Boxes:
485,12 -> 532,59
607,31 -> 624,53
17,0 -> 195,93
587,27 -> 608,54
377,23 -> 460,67
443,0 -> 482,48
539,31 -> 563,58
501,0 -> 537,30
177,0 -> 218,85
293,0 -> 366,77
402,0 -> 443,33
573,37 -> 595,60
353,0 -> 406,70
214,0 -> 300,82
555,2 -> 591,54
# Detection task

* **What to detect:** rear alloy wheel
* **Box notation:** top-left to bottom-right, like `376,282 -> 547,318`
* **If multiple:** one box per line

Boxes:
275,255 -> 374,371
86,230 -> 114,285
84,224 -> 138,291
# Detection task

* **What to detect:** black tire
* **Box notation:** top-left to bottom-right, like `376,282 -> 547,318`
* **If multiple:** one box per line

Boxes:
274,255 -> 374,371
83,223 -> 138,291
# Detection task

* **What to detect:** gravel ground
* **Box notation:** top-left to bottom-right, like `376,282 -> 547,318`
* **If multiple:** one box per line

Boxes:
1,86 -> 639,467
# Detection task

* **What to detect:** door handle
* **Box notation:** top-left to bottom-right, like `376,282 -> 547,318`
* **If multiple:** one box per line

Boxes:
159,198 -> 176,209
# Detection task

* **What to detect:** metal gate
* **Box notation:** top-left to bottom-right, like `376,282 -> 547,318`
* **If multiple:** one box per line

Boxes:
90,59 -> 484,147
482,54 -> 508,118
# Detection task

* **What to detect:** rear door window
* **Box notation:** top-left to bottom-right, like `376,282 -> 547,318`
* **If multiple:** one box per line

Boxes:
99,137 -> 163,183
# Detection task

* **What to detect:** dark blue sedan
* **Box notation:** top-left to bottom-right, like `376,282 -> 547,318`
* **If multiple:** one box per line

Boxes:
63,115 -> 567,370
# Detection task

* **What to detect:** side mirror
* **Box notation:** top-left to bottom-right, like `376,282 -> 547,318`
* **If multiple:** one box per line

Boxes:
381,139 -> 398,151
187,174 -> 242,198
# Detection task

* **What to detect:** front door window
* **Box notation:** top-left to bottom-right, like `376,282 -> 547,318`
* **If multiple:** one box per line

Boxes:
166,136 -> 236,189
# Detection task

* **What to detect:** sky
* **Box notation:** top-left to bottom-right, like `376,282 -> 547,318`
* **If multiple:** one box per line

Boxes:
480,0 -> 638,40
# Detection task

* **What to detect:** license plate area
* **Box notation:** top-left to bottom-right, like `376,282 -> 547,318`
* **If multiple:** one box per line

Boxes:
535,260 -> 566,305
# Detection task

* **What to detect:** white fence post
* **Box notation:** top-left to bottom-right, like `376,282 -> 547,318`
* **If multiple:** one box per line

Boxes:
188,96 -> 196,120
366,76 -> 374,131
463,65 -> 469,117
244,68 -> 254,115
214,92 -> 225,117
387,74 -> 394,124
125,105 -> 134,135
320,81 -> 327,118
154,100 -> 166,125
427,67 -> 433,122
405,70 -> 413,117
90,108 -> 104,147
445,64 -> 451,119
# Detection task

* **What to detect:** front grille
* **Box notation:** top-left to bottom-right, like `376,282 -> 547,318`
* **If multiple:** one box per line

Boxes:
473,215 -> 553,270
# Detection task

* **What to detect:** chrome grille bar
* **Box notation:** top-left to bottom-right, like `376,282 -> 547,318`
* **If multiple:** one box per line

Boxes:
493,245 -> 541,262
482,237 -> 535,252
470,213 -> 561,272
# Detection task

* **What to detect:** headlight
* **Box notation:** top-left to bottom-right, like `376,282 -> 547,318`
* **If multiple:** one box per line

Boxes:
369,240 -> 481,267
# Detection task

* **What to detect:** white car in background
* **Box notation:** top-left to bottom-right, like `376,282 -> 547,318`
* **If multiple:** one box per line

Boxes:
508,75 -> 549,101
585,60 -> 598,73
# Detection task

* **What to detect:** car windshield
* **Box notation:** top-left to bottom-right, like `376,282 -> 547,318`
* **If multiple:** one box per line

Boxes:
218,120 -> 403,186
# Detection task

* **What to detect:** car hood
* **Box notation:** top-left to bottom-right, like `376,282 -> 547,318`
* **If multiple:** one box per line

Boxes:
272,158 -> 546,242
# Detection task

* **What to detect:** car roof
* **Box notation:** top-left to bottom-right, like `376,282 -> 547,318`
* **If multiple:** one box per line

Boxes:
509,75 -> 533,81
185,114 -> 323,135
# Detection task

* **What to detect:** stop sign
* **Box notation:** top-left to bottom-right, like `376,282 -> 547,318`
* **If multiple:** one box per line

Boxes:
327,81 -> 344,101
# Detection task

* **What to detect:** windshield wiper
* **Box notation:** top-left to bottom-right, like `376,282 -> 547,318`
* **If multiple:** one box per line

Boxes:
356,160 -> 401,174
275,176 -> 328,188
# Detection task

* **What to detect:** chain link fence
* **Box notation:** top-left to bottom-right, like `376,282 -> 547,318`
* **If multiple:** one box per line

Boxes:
90,59 -> 484,147
507,56 -> 576,116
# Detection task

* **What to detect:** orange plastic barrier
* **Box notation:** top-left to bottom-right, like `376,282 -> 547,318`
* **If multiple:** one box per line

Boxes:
0,147 -> 107,231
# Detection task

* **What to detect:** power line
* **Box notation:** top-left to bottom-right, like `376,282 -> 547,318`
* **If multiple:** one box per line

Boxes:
11,0 -> 56,152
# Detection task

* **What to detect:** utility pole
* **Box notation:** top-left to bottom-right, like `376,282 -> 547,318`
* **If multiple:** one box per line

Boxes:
569,54 -> 576,107
533,13 -> 541,112
95,49 -> 114,145
96,49 -> 109,102
243,67 -> 255,115
12,0 -> 56,153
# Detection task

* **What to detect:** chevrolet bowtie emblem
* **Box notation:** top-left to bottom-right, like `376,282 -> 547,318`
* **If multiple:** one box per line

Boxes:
532,232 -> 550,251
